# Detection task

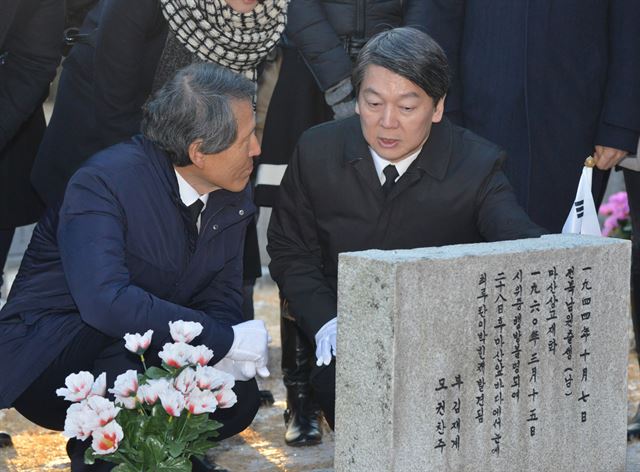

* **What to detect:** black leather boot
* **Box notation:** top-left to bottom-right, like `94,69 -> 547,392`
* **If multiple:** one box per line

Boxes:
281,298 -> 323,447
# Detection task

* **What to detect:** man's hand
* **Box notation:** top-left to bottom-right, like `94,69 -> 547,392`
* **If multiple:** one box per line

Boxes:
594,145 -> 628,170
315,317 -> 337,366
225,320 -> 270,378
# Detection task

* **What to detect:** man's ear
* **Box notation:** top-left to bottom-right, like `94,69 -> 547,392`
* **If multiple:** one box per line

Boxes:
432,95 -> 446,123
355,98 -> 360,115
188,140 -> 206,168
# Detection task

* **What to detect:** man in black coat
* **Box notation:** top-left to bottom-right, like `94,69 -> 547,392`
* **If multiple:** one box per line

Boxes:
257,0 -> 429,445
267,27 -> 545,428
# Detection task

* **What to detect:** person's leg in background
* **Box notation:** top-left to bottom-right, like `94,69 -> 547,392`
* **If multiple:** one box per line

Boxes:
0,228 -> 15,303
0,228 -> 16,448
623,168 -> 640,439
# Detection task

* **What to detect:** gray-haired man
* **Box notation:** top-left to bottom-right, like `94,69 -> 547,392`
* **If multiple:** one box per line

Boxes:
0,63 -> 267,470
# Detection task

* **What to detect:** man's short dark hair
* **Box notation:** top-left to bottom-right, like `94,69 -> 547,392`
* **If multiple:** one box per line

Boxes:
352,27 -> 450,103
141,63 -> 255,166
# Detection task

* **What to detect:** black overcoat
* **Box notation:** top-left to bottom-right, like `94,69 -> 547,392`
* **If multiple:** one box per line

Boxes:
418,0 -> 640,231
0,0 -> 64,227
267,116 -> 544,340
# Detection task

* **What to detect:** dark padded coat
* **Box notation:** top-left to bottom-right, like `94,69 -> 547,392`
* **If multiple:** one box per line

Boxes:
0,136 -> 254,407
267,116 -> 545,340
286,0 -> 428,92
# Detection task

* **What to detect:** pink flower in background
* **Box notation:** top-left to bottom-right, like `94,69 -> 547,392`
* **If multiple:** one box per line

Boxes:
599,191 -> 632,238
159,389 -> 185,417
169,320 -> 203,343
86,396 -> 120,427
195,365 -> 235,391
91,421 -> 124,455
124,330 -> 153,355
214,388 -> 237,409
63,402 -> 100,440
190,345 -> 214,366
109,370 -> 139,409
56,372 -> 97,402
185,388 -> 218,415
174,368 -> 197,395
137,378 -> 172,405
158,342 -> 193,368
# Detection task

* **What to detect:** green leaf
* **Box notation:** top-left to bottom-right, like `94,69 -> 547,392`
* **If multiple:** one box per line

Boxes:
156,456 -> 192,471
167,440 -> 186,458
84,447 -> 96,465
112,464 -> 139,472
145,366 -> 169,379
142,436 -> 169,465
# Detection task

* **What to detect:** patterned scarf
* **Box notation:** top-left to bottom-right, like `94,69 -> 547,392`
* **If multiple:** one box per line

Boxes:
159,0 -> 288,82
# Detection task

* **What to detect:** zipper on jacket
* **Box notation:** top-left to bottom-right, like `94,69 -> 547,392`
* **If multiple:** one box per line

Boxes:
356,0 -> 365,38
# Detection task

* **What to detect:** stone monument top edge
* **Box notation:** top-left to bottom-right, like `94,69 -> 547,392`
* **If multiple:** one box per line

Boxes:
338,234 -> 629,264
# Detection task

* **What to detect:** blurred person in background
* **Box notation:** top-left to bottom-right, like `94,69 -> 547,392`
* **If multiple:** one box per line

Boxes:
0,0 -> 64,448
417,0 -> 640,233
0,0 -> 64,303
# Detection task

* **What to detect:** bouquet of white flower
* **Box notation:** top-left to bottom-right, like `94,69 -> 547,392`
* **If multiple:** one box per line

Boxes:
57,320 -> 236,471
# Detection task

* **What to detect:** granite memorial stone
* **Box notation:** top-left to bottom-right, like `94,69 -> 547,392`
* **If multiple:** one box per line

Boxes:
334,235 -> 630,472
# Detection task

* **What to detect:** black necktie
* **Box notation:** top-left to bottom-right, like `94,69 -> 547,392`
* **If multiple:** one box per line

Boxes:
186,199 -> 204,251
381,164 -> 399,196
187,199 -> 204,230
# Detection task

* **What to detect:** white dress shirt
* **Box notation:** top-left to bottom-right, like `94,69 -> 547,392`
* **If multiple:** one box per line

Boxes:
370,147 -> 422,185
174,169 -> 208,231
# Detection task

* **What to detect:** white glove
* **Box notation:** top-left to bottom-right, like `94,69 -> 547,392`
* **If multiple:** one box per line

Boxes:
214,357 -> 259,382
227,320 -> 270,378
315,317 -> 337,366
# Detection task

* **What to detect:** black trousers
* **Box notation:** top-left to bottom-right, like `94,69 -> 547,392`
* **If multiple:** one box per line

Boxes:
13,323 -> 260,471
309,362 -> 336,430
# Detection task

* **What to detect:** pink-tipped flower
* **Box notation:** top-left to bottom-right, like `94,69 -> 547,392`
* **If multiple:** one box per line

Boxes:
91,421 -> 124,455
86,396 -> 120,427
169,320 -> 203,344
123,330 -> 153,355
63,402 -> 100,440
56,371 -> 96,402
195,365 -> 235,391
137,378 -> 172,406
174,368 -> 197,395
214,388 -> 237,409
108,370 -> 139,409
90,373 -> 107,398
159,389 -> 185,417
185,388 -> 218,415
158,342 -> 193,368
190,345 -> 214,367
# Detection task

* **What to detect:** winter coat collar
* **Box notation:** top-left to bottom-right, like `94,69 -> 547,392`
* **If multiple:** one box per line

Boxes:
136,135 -> 253,213
342,116 -> 454,194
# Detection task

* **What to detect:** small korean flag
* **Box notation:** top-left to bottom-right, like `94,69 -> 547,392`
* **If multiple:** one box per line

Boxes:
561,156 -> 601,236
